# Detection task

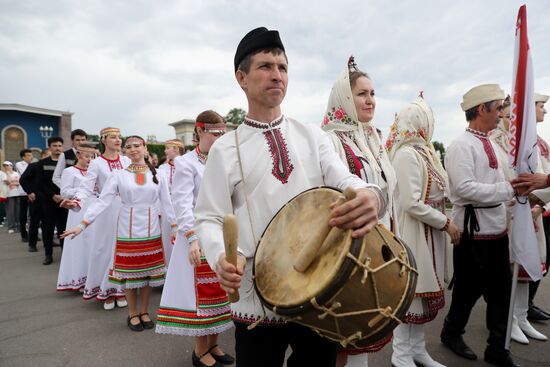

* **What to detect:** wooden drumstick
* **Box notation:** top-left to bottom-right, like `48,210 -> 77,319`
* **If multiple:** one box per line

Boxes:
223,214 -> 240,303
293,188 -> 357,273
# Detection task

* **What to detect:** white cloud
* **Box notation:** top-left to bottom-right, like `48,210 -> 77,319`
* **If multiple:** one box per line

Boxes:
1,0 -> 549,144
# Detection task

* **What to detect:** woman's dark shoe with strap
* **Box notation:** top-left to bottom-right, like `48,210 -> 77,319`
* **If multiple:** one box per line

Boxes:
208,344 -> 235,365
139,313 -> 155,329
127,315 -> 144,332
192,351 -> 224,367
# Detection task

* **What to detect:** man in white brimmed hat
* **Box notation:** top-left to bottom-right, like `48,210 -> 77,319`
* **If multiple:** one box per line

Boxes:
440,84 -> 520,367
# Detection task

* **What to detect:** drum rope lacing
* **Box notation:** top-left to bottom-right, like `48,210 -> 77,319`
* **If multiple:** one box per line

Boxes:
290,227 -> 418,348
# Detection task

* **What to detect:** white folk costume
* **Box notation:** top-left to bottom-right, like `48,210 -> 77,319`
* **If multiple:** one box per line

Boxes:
80,164 -> 176,289
56,165 -> 92,291
76,153 -> 130,300
322,58 -> 397,233
442,84 -> 516,356
157,142 -> 233,336
321,58 -> 397,362
195,115 -> 385,327
386,96 -> 450,367
158,161 -> 175,265
490,116 -> 548,344
157,139 -> 182,266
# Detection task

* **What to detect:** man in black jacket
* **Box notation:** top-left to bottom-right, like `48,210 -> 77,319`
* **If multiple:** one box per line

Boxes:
32,137 -> 68,265
52,129 -> 87,188
19,150 -> 50,253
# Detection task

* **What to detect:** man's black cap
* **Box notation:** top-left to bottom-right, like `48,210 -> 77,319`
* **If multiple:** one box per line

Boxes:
234,27 -> 285,72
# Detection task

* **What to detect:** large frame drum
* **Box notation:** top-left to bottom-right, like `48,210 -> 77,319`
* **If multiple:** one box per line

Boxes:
253,187 -> 417,349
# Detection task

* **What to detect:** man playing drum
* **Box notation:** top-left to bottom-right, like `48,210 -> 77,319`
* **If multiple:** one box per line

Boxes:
194,27 -> 386,367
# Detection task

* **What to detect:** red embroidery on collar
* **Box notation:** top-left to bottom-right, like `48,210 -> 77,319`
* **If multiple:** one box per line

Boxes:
537,136 -> 549,160
263,128 -> 294,184
73,166 -> 87,176
467,131 -> 498,169
100,155 -> 124,172
244,116 -> 284,129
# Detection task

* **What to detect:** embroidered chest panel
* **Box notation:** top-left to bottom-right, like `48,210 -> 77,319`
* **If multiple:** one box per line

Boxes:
538,136 -> 549,160
101,156 -> 124,172
467,129 -> 498,170
342,142 -> 363,179
263,128 -> 294,184
243,117 -> 294,184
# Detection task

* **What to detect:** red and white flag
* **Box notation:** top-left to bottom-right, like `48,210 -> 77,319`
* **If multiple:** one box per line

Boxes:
509,5 -> 542,281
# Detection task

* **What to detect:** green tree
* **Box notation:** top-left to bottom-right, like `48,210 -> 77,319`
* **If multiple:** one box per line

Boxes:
432,140 -> 446,167
87,134 -> 100,142
225,108 -> 246,125
146,143 -> 166,161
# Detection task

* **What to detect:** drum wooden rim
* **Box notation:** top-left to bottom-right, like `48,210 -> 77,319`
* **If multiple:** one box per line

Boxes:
253,186 -> 364,315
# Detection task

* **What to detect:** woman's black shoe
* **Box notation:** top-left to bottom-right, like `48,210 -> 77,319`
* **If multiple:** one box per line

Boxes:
127,315 -> 144,332
527,306 -> 550,321
139,313 -> 155,329
192,351 -> 224,367
208,344 -> 235,365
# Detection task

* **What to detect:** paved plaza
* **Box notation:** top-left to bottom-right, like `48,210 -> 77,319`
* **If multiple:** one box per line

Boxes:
1,228 -> 550,366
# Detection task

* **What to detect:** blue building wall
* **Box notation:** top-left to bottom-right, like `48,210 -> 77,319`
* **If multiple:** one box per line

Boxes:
0,110 -> 60,149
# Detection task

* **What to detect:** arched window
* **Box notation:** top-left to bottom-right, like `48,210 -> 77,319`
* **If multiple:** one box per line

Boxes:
2,125 -> 27,162
30,148 -> 42,161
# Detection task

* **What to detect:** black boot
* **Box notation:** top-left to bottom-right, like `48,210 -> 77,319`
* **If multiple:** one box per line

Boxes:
42,256 -> 53,265
527,306 -> 550,322
484,347 -> 520,367
440,328 -> 477,360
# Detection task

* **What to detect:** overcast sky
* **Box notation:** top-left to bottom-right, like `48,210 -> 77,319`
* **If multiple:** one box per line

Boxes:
1,0 -> 549,146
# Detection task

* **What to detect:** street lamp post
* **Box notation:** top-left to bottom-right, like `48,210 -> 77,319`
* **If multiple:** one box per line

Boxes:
39,126 -> 53,148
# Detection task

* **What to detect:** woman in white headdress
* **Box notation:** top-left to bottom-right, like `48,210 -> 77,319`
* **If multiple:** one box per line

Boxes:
386,94 -> 459,367
322,56 -> 397,367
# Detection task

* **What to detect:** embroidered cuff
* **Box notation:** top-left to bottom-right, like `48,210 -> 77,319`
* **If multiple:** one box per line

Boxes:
528,193 -> 546,208
185,230 -> 198,243
440,218 -> 451,231
364,185 -> 386,218
78,220 -> 90,231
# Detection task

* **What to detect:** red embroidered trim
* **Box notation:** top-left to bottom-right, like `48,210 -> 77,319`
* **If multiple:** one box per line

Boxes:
405,295 -> 445,324
100,155 -> 124,172
538,136 -> 549,160
462,230 -> 508,240
263,128 -> 294,184
475,136 -> 498,169
340,334 -> 393,355
342,143 -> 363,178
169,161 -> 175,185
73,166 -> 87,176
195,259 -> 229,312
244,116 -> 284,129
232,312 -> 286,325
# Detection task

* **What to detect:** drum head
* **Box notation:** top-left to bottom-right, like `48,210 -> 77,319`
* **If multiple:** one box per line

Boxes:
254,187 -> 358,312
